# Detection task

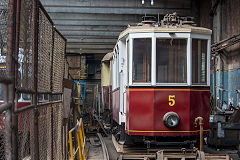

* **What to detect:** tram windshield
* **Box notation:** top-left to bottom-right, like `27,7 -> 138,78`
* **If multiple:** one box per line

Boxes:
156,39 -> 187,83
132,38 -> 152,82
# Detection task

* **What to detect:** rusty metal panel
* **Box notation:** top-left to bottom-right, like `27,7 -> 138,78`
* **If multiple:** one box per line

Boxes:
17,0 -> 34,91
37,8 -> 53,93
52,30 -> 65,93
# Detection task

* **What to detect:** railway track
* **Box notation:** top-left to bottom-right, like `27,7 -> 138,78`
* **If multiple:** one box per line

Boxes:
87,133 -> 110,160
112,135 -> 231,160
118,151 -> 231,160
97,133 -> 110,160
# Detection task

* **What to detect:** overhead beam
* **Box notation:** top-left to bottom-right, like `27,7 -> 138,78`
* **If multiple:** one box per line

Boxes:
67,42 -> 115,45
66,44 -> 114,49
55,25 -> 126,32
48,13 -> 141,22
66,48 -> 112,54
64,35 -> 118,39
41,0 -> 191,9
67,38 -> 117,43
61,31 -> 120,37
53,20 -> 129,26
44,7 -> 192,15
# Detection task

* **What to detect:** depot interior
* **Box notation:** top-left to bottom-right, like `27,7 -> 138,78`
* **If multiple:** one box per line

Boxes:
0,0 -> 240,159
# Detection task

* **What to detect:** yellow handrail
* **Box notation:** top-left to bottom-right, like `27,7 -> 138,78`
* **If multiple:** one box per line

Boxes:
68,118 -> 87,160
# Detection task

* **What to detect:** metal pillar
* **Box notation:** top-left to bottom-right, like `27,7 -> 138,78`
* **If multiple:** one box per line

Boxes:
32,0 -> 40,159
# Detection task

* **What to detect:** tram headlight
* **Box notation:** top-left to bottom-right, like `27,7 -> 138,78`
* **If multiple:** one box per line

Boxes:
163,112 -> 180,128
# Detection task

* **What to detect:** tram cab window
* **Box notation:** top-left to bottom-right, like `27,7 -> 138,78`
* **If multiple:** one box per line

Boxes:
192,39 -> 207,84
156,39 -> 187,83
133,38 -> 151,82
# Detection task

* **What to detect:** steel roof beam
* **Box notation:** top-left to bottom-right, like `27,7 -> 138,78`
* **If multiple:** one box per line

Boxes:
48,13 -> 141,21
45,7 -> 192,15
64,35 -> 118,39
61,31 -> 120,37
67,39 -> 117,43
66,44 -> 115,49
66,49 -> 112,54
41,0 -> 191,8
53,20 -> 130,26
55,25 -> 126,32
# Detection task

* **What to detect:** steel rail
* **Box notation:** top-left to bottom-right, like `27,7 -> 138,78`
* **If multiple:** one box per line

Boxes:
97,133 -> 109,160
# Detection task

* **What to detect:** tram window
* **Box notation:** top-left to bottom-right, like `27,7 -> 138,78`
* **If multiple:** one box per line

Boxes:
22,93 -> 31,101
192,39 -> 207,84
156,39 -> 187,83
0,84 -> 3,101
38,94 -> 44,101
52,94 -> 61,101
133,38 -> 151,82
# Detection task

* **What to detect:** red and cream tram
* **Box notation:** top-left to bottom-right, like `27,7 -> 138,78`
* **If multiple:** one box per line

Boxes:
103,14 -> 212,145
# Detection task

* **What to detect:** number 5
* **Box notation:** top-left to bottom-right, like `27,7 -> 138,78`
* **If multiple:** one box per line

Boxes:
169,95 -> 175,106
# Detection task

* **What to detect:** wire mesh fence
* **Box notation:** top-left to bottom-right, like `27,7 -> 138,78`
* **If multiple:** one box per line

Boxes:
0,0 -> 67,159
0,110 -> 14,160
52,102 -> 63,160
17,109 -> 34,159
0,112 -> 6,160
17,0 -> 34,90
0,0 -> 16,159
38,104 -> 52,160
52,31 -> 66,94
15,102 -> 65,160
65,60 -> 69,79
0,0 -> 9,78
37,8 -> 53,93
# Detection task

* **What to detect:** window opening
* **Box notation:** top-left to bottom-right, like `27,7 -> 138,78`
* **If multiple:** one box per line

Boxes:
192,39 -> 207,84
156,39 -> 187,83
132,38 -> 151,82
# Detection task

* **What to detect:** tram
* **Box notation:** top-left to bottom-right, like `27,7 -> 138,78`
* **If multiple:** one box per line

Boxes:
102,13 -> 212,145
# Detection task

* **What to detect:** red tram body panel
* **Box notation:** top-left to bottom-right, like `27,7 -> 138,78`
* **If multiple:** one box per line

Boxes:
125,87 -> 210,136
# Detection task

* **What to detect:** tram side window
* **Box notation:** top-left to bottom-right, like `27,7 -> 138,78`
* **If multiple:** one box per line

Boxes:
133,38 -> 151,82
0,84 -> 3,101
156,39 -> 187,83
192,39 -> 207,84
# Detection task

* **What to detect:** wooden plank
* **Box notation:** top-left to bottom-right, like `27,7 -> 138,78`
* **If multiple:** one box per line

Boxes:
112,134 -> 123,153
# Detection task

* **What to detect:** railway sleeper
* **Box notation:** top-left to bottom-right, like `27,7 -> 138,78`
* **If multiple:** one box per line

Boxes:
118,150 -> 231,160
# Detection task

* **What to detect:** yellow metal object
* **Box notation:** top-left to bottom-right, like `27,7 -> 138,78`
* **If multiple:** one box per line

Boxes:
68,118 -> 87,160
77,82 -> 81,98
0,65 -> 6,69
81,120 -> 87,157
78,103 -> 82,115
68,132 -> 74,160
74,67 -> 88,80
77,133 -> 83,160
128,129 -> 210,133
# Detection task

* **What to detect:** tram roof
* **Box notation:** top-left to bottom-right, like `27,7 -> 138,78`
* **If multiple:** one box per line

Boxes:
118,24 -> 212,40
